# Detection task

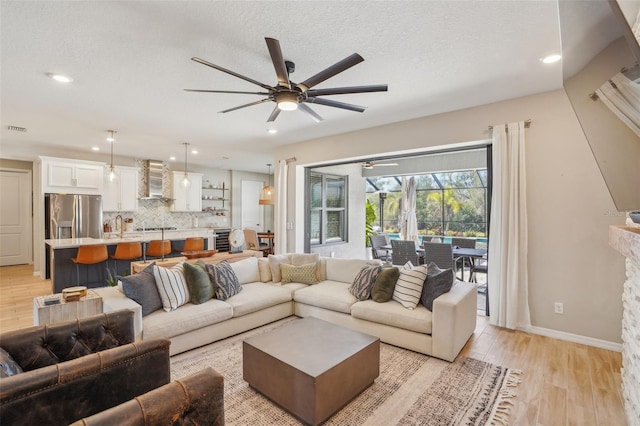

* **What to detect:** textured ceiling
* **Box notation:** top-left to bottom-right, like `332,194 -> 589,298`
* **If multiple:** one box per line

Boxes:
1,1 -> 565,172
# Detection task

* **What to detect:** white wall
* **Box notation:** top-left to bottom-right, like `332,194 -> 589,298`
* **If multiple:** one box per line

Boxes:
274,89 -> 626,344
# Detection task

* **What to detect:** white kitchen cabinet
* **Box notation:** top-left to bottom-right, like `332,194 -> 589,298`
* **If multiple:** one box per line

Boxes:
170,171 -> 202,212
103,166 -> 138,212
40,157 -> 105,194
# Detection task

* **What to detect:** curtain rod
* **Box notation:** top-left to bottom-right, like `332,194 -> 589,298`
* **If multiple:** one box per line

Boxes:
285,157 -> 296,163
488,119 -> 532,130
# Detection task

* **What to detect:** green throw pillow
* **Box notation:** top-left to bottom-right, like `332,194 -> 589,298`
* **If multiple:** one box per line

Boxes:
183,262 -> 213,304
280,262 -> 319,285
371,267 -> 400,302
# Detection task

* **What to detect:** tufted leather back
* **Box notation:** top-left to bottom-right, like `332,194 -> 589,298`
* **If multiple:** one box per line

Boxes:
0,310 -> 134,372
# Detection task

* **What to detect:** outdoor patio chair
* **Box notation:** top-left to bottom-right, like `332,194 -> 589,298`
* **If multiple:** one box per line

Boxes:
422,242 -> 454,270
452,237 -> 476,278
370,234 -> 392,261
391,239 -> 423,265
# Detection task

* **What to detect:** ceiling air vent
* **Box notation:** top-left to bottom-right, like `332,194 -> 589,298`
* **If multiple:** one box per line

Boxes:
7,125 -> 27,132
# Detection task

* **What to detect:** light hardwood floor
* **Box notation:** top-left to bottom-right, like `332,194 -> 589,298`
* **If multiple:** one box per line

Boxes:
0,264 -> 627,425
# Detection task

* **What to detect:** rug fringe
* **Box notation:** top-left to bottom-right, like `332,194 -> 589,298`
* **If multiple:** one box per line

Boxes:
489,369 -> 523,426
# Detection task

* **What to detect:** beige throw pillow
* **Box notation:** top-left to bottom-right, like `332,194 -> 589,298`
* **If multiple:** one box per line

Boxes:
280,262 -> 319,285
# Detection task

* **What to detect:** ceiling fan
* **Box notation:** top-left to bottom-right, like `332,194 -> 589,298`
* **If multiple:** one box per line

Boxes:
185,37 -> 388,123
363,161 -> 399,169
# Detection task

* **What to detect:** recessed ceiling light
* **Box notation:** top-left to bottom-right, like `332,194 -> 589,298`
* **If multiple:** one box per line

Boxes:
541,54 -> 561,64
47,73 -> 73,83
191,149 -> 198,154
91,146 -> 100,151
267,129 -> 278,134
169,156 -> 176,161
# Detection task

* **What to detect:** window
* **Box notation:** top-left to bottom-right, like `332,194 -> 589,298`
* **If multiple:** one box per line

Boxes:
309,171 -> 347,245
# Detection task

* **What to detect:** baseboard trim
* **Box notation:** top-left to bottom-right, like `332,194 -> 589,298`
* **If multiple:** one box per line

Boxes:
519,325 -> 623,352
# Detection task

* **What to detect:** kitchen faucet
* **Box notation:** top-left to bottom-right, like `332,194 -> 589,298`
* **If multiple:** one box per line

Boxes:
115,215 -> 123,239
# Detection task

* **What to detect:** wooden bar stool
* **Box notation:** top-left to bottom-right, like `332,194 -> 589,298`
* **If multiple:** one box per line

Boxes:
110,242 -> 143,275
71,245 -> 108,285
182,237 -> 204,252
146,240 -> 171,258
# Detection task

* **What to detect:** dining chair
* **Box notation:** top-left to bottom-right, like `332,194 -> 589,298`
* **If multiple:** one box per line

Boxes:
422,242 -> 454,270
370,234 -> 392,261
391,239 -> 423,265
451,237 -> 476,279
243,228 -> 270,256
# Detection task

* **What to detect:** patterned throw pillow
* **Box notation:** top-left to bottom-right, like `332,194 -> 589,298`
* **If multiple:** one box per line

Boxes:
120,262 -> 162,316
205,260 -> 242,300
349,265 -> 382,301
371,267 -> 400,302
421,262 -> 455,311
183,262 -> 213,304
280,263 -> 319,285
154,263 -> 190,312
392,261 -> 428,309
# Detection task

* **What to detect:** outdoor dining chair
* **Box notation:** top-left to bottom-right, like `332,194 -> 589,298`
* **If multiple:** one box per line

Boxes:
391,239 -> 424,265
370,234 -> 392,261
451,237 -> 476,279
422,242 -> 454,270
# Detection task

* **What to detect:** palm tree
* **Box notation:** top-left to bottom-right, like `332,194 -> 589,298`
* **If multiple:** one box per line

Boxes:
427,188 -> 461,233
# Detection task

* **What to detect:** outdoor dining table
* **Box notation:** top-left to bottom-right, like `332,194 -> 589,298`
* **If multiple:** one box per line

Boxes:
380,244 -> 487,281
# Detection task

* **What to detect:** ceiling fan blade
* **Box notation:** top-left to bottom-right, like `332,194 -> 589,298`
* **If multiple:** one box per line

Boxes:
191,57 -> 273,91
305,97 -> 366,112
297,53 -> 364,91
298,103 -> 323,123
306,85 -> 388,96
267,106 -> 281,122
185,89 -> 271,95
219,98 -> 271,114
265,38 -> 291,90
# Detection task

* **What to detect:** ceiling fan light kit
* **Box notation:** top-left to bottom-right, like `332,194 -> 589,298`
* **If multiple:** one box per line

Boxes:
186,37 -> 387,123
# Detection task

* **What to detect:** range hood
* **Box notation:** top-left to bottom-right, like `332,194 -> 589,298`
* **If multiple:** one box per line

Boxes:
139,160 -> 174,200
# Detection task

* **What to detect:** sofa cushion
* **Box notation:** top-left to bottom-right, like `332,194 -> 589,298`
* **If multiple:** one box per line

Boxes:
143,299 -> 233,340
183,262 -> 213,305
0,347 -> 23,377
229,256 -> 261,284
154,263 -> 190,312
421,262 -> 455,311
281,263 -> 319,285
289,253 -> 320,266
293,281 -> 357,314
325,258 -> 381,284
225,283 -> 292,317
371,267 -> 400,303
268,254 -> 290,283
349,265 -> 381,301
351,299 -> 433,334
205,261 -> 242,301
392,262 -> 427,310
120,262 -> 162,316
257,258 -> 272,282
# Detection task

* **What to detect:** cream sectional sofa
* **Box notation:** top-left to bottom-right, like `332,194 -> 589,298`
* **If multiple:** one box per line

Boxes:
95,255 -> 477,361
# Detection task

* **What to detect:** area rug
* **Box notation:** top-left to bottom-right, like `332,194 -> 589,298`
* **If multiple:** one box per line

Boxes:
170,318 -> 522,425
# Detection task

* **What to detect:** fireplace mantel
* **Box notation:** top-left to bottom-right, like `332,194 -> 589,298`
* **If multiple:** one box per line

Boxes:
609,224 -> 640,425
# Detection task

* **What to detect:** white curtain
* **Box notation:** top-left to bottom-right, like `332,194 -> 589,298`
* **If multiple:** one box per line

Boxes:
399,177 -> 408,240
405,177 -> 419,244
595,72 -> 640,137
274,159 -> 288,254
488,121 -> 531,330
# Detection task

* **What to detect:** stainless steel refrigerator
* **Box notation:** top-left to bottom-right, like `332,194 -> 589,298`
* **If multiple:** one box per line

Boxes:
45,193 -> 103,239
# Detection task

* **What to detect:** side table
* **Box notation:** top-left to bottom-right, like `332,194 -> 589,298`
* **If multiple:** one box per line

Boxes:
33,290 -> 103,326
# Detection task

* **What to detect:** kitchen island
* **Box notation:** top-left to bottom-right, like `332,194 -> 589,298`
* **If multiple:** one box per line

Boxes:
45,228 -> 217,293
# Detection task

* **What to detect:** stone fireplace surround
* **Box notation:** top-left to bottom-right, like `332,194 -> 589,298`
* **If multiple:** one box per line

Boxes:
608,223 -> 640,424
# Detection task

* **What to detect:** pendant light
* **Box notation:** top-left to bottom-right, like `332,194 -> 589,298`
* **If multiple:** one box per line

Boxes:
181,142 -> 191,189
106,130 -> 118,182
259,163 -> 274,205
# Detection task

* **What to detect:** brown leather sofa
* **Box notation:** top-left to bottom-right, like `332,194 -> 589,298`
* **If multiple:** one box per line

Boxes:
71,367 -> 225,426
0,310 -> 171,425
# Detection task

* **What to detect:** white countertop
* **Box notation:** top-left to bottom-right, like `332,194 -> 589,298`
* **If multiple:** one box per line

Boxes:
46,228 -> 214,249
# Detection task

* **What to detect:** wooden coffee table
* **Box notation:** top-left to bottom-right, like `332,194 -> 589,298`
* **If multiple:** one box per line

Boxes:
243,317 -> 380,426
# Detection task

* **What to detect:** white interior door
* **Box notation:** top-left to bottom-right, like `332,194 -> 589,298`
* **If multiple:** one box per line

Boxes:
241,180 -> 264,231
0,169 -> 32,266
